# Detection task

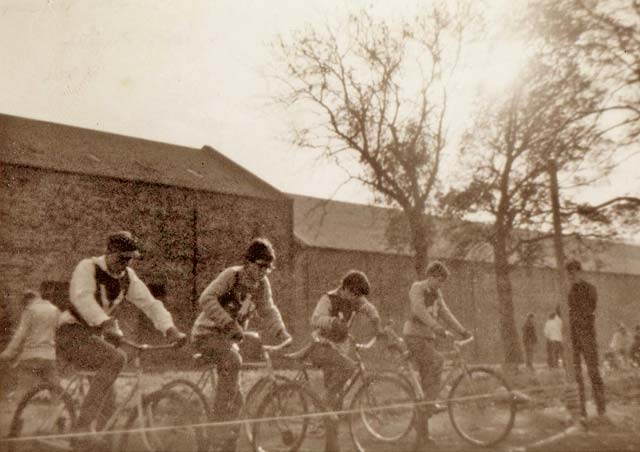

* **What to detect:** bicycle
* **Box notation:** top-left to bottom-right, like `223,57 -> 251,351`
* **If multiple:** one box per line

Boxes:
162,331 -> 325,452
253,331 -> 417,452
5,337 -> 206,452
385,326 -> 517,448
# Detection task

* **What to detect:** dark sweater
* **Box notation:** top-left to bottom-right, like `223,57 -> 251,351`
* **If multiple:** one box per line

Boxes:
568,279 -> 597,329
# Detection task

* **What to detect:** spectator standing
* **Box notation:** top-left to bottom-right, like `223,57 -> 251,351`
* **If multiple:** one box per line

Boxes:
543,311 -> 563,368
566,259 -> 607,419
630,325 -> 640,367
608,323 -> 630,369
522,313 -> 537,371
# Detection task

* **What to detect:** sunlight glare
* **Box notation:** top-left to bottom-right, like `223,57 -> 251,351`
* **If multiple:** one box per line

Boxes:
475,39 -> 531,95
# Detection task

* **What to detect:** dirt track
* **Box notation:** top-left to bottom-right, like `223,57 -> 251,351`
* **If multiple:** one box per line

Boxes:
2,366 -> 639,451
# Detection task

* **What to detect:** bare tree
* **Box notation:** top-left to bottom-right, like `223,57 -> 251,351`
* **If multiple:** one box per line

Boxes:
271,3 -> 478,277
441,47 -> 611,366
530,0 -> 640,139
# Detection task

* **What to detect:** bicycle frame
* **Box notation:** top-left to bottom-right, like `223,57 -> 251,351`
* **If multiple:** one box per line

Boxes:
321,335 -> 379,410
387,327 -> 475,403
20,338 -> 179,451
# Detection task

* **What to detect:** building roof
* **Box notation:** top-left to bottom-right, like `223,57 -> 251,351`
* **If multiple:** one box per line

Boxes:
0,113 -> 284,200
292,194 -> 445,256
291,194 -> 640,275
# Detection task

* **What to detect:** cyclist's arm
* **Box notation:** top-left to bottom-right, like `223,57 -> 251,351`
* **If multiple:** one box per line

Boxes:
255,277 -> 288,339
358,297 -> 383,333
0,308 -> 31,361
69,258 -> 110,327
437,298 -> 466,336
198,268 -> 237,327
310,294 -> 334,330
125,268 -> 175,334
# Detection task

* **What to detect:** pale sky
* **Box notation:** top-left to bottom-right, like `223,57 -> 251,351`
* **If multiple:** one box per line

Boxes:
1,0 -> 638,219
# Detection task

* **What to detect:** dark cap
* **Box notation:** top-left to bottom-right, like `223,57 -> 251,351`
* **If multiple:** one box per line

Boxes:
565,259 -> 582,273
107,231 -> 141,257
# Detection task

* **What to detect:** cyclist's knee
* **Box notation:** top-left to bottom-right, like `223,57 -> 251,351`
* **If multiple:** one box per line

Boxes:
219,353 -> 242,377
106,347 -> 127,370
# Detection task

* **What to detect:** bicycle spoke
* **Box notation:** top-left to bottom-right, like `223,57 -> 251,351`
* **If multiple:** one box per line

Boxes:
7,385 -> 75,452
253,382 -> 312,452
448,367 -> 516,446
349,375 -> 418,452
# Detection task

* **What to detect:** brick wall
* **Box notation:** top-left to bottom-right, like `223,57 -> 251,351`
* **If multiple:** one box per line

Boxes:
295,247 -> 640,364
0,164 -> 295,365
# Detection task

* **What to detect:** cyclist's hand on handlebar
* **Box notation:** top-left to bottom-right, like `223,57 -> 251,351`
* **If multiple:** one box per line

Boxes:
102,318 -> 124,346
275,329 -> 292,343
165,326 -> 187,347
223,321 -> 244,342
459,329 -> 473,340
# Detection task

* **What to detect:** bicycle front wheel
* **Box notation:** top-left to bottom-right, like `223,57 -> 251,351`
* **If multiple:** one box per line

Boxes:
349,374 -> 418,452
252,381 -> 321,452
448,366 -> 516,447
242,375 -> 290,444
7,384 -> 76,452
122,388 -> 208,452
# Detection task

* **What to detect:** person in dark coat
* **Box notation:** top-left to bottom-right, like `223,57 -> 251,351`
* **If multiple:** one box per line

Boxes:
566,259 -> 607,419
522,312 -> 537,370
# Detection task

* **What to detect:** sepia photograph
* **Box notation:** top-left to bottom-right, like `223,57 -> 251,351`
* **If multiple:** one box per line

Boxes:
1,1 -> 639,451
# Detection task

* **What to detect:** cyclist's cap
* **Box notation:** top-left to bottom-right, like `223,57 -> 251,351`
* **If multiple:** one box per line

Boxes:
107,231 -> 141,257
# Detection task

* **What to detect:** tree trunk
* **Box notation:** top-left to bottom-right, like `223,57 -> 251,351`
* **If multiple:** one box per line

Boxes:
548,159 -> 575,381
408,209 -> 429,278
494,230 -> 524,369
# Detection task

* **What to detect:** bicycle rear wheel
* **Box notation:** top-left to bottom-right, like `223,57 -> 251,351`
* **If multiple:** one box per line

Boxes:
160,379 -> 211,448
349,374 -> 418,452
252,381 -> 322,452
7,384 -> 76,452
447,366 -> 516,447
122,388 -> 208,452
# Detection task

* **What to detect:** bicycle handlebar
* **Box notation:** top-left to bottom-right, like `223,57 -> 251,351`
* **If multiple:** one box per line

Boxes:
453,335 -> 475,349
243,331 -> 293,354
354,334 -> 378,351
263,336 -> 294,352
121,338 -> 182,351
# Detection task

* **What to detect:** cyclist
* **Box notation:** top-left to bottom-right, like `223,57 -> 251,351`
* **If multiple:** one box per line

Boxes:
191,237 -> 291,452
308,269 -> 384,452
403,261 -> 471,446
0,290 -> 73,401
56,231 -> 187,448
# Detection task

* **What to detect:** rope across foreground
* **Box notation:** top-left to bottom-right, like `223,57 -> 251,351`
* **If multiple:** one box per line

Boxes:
0,381 -> 573,443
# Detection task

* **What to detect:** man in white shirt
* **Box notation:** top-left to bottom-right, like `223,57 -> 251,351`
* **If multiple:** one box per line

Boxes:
57,231 -> 186,442
543,310 -> 563,368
